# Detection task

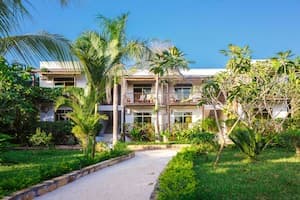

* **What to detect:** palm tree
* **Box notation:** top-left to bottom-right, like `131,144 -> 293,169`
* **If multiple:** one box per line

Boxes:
56,87 -> 106,159
73,14 -> 148,146
95,14 -> 149,145
0,0 -> 74,64
149,46 -> 190,141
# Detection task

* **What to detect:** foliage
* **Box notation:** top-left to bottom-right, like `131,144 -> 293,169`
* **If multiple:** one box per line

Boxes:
0,133 -> 13,152
279,129 -> 300,154
56,87 -> 107,159
29,128 -> 53,147
157,148 -> 300,200
171,121 -> 217,147
229,127 -> 272,160
0,1 -> 74,65
158,147 -> 199,200
200,118 -> 219,133
95,142 -> 109,152
0,148 -> 131,198
128,123 -> 155,142
37,121 -> 75,145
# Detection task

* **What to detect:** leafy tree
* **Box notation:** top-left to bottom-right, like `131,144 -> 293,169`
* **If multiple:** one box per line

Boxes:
209,44 -> 300,160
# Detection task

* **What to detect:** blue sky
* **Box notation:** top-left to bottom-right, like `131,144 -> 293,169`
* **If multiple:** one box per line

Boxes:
20,0 -> 300,68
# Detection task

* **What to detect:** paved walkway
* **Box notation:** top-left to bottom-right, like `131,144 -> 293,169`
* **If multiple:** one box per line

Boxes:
35,150 -> 177,200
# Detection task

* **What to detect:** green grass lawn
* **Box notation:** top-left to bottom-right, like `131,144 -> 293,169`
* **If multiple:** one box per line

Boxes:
158,147 -> 300,200
0,147 -> 130,198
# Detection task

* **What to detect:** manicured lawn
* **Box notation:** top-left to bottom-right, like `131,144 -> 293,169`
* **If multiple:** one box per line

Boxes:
158,147 -> 300,200
0,147 -> 130,198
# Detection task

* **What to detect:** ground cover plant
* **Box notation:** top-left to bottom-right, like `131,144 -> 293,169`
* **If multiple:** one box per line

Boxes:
0,143 -> 130,198
157,147 -> 300,200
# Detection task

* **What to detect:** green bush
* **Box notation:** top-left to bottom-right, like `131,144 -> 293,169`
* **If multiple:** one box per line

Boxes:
229,127 -> 272,160
37,121 -> 75,145
0,133 -> 13,152
157,147 -> 201,200
278,129 -> 300,153
29,128 -> 52,147
128,123 -> 155,142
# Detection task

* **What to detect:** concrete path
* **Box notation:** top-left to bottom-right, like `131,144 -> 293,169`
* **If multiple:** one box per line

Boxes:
35,150 -> 177,200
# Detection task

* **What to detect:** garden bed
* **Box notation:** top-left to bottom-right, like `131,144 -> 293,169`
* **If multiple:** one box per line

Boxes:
0,147 -> 132,199
155,147 -> 300,200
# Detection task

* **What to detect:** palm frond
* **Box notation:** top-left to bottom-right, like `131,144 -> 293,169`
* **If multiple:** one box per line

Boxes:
0,32 -> 75,65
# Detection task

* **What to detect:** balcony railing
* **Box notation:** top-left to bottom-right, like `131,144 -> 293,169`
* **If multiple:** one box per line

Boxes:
125,92 -> 155,105
168,92 -> 202,105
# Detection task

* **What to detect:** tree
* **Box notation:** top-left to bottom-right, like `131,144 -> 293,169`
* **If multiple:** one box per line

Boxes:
149,46 -> 190,141
74,14 -> 149,146
214,44 -> 299,160
0,0 -> 74,65
56,87 -> 107,159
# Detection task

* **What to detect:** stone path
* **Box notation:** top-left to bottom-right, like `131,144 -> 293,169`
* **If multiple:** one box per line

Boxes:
35,150 -> 177,200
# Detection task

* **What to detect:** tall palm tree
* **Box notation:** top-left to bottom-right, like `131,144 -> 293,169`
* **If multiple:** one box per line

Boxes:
149,46 -> 189,141
0,0 -> 74,64
74,14 -> 149,146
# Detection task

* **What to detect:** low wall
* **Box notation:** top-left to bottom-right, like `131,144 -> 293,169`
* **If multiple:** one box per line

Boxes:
3,152 -> 135,200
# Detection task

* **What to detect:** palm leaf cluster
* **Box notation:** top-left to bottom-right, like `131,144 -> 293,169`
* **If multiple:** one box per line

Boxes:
56,87 -> 107,158
0,0 -> 74,65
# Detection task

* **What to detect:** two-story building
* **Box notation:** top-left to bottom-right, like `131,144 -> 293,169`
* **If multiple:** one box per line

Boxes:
36,61 -> 225,141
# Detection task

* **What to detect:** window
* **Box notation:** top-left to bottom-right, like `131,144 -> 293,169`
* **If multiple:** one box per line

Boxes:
174,112 -> 192,129
133,84 -> 152,103
55,108 -> 72,121
53,77 -> 75,87
174,84 -> 192,101
134,112 -> 152,124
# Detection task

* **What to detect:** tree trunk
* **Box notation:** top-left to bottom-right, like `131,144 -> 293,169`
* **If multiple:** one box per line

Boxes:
212,105 -> 226,168
112,79 -> 118,146
155,75 -> 160,142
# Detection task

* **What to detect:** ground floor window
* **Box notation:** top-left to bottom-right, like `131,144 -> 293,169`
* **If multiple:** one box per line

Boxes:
134,112 -> 152,124
174,111 -> 192,129
55,108 -> 72,121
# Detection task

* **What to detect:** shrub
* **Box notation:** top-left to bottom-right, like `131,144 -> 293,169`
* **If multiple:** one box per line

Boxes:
37,121 -> 75,145
157,148 -> 199,200
279,129 -> 300,155
229,127 -> 272,160
128,123 -> 155,142
95,142 -> 109,152
0,133 -> 13,152
29,128 -> 52,147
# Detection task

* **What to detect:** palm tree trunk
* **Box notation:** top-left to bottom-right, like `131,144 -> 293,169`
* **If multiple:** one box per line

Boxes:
155,74 -> 160,141
112,78 -> 118,146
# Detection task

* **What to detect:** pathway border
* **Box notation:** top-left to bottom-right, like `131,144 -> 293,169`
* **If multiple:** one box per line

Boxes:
3,152 -> 135,200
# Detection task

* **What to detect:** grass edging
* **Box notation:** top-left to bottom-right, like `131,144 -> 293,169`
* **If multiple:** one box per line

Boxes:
3,152 -> 135,200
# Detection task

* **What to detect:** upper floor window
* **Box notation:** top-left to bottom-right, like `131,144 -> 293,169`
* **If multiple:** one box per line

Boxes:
133,84 -> 152,103
53,77 -> 75,87
174,84 -> 192,101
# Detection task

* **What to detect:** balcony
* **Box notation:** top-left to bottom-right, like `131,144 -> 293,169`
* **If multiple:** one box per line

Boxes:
125,92 -> 155,105
168,92 -> 202,105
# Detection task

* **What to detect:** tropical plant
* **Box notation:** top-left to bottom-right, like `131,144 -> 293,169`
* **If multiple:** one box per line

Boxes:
0,133 -> 13,152
0,0 -> 74,65
55,87 -> 107,159
149,46 -> 190,141
229,127 -> 270,160
74,13 -> 149,146
29,128 -> 53,147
